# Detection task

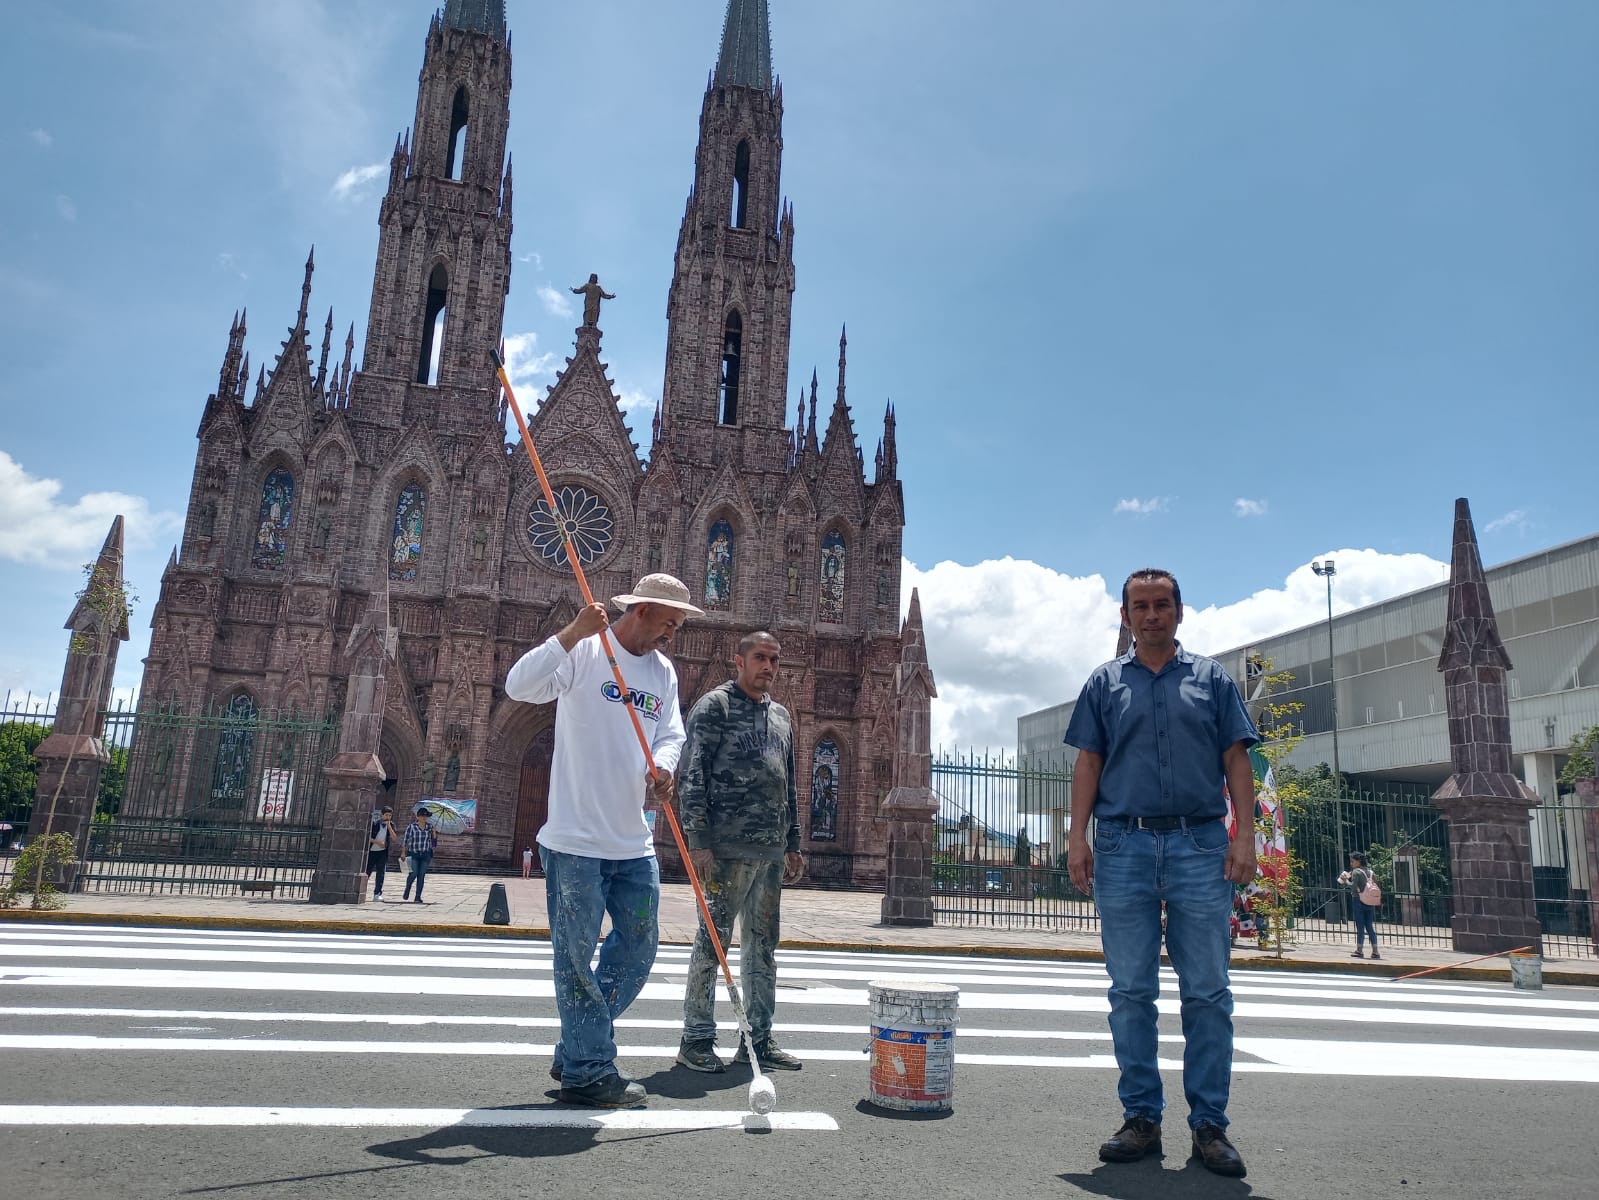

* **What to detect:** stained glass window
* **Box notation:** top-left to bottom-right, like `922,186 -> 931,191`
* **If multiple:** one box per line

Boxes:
704,520 -> 734,610
211,693 -> 258,810
527,485 -> 614,568
252,470 -> 294,570
389,484 -> 426,582
819,530 -> 846,622
810,739 -> 839,842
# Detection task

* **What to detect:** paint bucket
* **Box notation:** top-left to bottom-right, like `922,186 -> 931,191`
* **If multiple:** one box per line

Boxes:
1509,951 -> 1543,991
866,979 -> 959,1112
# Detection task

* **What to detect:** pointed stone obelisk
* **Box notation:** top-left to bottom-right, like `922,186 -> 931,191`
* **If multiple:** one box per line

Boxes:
309,571 -> 395,904
1430,498 -> 1543,954
28,517 -> 130,888
881,589 -> 940,926
1114,622 -> 1132,659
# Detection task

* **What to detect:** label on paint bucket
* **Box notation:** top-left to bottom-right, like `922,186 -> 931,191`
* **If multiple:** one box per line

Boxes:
870,1025 -> 954,1103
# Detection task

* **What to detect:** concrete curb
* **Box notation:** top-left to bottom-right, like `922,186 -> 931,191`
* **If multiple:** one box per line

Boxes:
7,909 -> 1596,985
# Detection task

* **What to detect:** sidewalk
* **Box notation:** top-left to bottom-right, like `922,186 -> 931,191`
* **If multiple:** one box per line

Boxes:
4,872 -> 1595,986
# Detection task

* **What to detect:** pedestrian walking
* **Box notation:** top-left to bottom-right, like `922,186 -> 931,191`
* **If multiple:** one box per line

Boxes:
503,572 -> 695,1109
400,807 -> 436,903
522,846 -> 534,879
1338,852 -> 1381,959
366,806 -> 400,899
676,631 -> 805,1075
1065,568 -> 1260,1178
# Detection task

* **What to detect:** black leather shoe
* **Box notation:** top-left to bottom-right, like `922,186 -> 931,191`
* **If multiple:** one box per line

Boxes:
1098,1117 -> 1161,1163
1191,1123 -> 1246,1177
558,1074 -> 647,1108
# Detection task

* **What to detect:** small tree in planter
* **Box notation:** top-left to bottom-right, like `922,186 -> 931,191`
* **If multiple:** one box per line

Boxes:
1248,657 -> 1310,958
1,833 -> 75,909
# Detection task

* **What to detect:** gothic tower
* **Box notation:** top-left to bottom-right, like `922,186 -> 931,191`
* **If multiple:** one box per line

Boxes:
359,0 -> 513,429
646,0 -> 907,884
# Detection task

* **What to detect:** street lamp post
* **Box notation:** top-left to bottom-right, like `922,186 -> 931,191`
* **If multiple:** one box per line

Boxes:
1311,560 -> 1346,875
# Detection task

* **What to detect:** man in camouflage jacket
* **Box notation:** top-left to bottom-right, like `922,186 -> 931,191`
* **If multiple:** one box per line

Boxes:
676,631 -> 805,1074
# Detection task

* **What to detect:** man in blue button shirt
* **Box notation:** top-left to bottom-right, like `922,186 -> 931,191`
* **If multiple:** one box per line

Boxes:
1064,568 -> 1259,1178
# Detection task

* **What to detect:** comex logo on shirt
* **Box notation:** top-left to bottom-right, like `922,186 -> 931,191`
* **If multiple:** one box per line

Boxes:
600,680 -> 665,721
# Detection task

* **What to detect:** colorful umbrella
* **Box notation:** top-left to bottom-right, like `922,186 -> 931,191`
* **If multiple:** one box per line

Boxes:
417,800 -> 470,835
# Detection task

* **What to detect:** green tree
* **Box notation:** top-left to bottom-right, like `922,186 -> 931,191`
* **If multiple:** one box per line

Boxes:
1557,725 -> 1599,792
0,720 -> 49,826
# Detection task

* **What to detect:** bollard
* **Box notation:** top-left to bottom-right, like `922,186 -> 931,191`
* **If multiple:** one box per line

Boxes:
484,881 -> 511,926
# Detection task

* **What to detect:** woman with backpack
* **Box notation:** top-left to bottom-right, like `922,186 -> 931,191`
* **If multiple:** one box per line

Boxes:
1338,852 -> 1381,959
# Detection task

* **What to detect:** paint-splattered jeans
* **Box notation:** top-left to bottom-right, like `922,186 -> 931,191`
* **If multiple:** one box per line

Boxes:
1093,817 -> 1235,1130
540,847 -> 660,1089
682,857 -> 782,1046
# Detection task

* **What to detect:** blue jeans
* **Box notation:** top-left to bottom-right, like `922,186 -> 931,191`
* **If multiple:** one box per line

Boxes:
401,851 -> 432,900
541,847 -> 659,1088
682,858 -> 782,1045
1352,898 -> 1377,950
1093,818 -> 1235,1130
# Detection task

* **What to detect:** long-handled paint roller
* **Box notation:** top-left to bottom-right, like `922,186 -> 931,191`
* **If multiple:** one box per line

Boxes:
490,348 -> 777,1117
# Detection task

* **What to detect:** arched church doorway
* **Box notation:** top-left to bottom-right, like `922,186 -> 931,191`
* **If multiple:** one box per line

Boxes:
512,726 -> 554,873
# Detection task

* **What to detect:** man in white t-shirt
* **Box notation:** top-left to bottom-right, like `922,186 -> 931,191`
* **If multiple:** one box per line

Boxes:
504,573 -> 698,1108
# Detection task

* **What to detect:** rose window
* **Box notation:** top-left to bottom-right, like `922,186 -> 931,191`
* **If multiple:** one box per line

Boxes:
527,485 -> 614,567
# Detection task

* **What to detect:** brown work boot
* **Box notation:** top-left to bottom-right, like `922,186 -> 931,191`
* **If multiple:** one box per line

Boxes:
1191,1122 -> 1246,1177
1098,1116 -> 1161,1162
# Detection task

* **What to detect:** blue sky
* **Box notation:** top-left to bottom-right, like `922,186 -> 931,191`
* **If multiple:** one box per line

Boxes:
2,1 -> 1596,747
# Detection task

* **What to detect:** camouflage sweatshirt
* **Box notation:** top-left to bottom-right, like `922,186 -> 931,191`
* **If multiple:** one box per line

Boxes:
678,681 -> 799,861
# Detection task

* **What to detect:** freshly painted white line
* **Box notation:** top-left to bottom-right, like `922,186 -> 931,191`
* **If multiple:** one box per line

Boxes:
7,1034 -> 1592,1083
8,966 -> 1599,1035
0,1105 -> 838,1131
0,1005 -> 1136,1042
1233,1038 -> 1599,1084
10,945 -> 1584,1016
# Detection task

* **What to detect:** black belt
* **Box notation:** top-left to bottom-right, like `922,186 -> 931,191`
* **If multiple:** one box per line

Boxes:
1103,815 -> 1222,832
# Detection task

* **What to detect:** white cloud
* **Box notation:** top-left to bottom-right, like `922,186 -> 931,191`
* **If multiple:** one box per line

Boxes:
54,194 -> 77,222
1113,496 -> 1168,515
517,251 -> 544,269
502,332 -> 560,407
27,128 -> 52,148
536,283 -> 575,319
216,252 -> 249,281
1234,497 -> 1267,518
902,549 -> 1449,751
0,450 -> 182,570
330,162 -> 386,202
1484,508 -> 1528,535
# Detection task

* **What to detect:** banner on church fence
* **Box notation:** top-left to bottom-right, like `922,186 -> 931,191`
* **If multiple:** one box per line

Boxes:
256,769 -> 294,821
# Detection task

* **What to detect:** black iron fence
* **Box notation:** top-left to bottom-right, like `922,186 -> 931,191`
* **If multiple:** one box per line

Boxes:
929,749 -> 1597,959
1,696 -> 338,895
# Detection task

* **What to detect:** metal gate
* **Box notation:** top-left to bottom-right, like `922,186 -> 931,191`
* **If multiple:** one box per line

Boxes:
1,697 -> 339,896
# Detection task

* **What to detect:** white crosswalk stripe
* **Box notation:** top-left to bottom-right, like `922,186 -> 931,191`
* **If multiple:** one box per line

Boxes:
1,920 -> 1596,1135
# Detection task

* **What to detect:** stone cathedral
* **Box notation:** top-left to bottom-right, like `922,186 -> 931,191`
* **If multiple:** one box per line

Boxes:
137,0 -> 910,885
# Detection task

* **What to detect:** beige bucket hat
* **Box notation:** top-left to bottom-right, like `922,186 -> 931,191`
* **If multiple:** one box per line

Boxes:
611,572 -> 705,616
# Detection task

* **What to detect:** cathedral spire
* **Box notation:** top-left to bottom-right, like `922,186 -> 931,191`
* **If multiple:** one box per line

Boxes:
806,369 -> 820,455
315,307 -> 334,397
836,324 -> 848,408
296,247 -> 314,333
878,400 -> 897,482
714,0 -> 773,91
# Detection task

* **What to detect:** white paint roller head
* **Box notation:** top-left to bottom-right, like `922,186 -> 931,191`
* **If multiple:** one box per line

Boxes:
748,1075 -> 777,1115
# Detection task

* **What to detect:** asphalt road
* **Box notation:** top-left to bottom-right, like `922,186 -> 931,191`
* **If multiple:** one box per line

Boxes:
1,922 -> 1596,1200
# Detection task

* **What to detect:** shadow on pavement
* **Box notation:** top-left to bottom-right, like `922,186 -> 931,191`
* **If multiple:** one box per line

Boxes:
851,1098 -> 953,1121
1058,1159 -> 1273,1199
